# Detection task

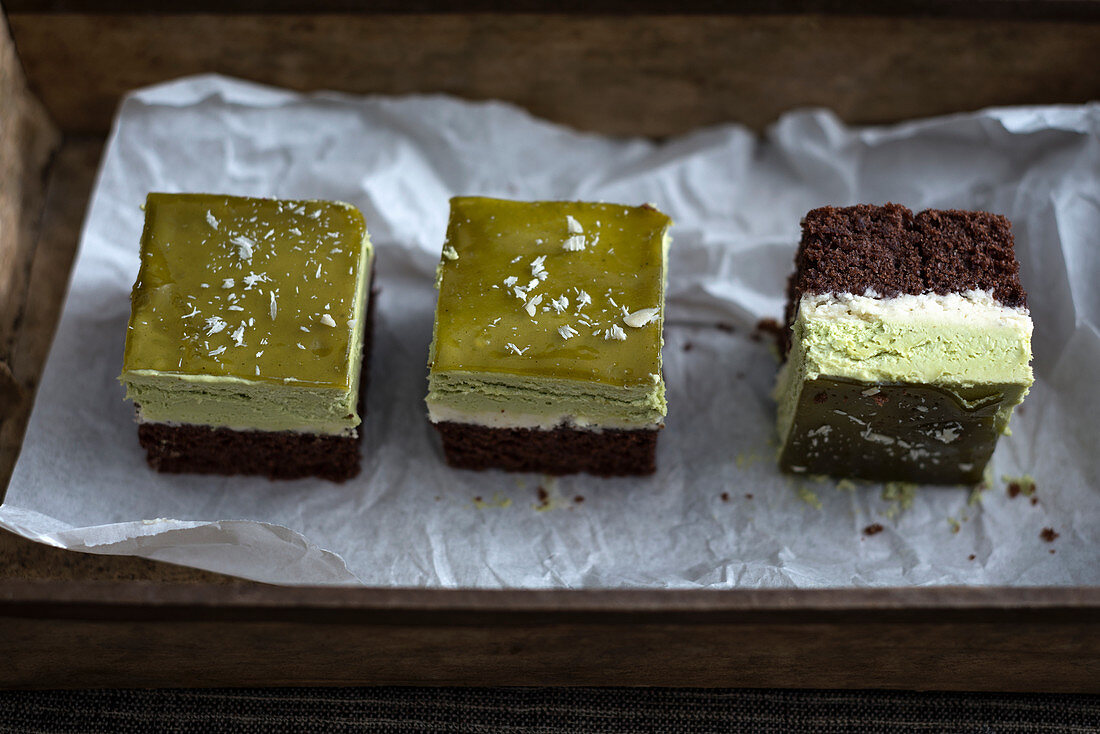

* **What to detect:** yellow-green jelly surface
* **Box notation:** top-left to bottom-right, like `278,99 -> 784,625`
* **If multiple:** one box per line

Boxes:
430,197 -> 672,388
123,193 -> 369,388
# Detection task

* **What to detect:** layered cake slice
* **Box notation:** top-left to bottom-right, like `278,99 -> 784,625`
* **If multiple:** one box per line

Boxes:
120,193 -> 375,481
774,204 -> 1033,484
427,196 -> 672,476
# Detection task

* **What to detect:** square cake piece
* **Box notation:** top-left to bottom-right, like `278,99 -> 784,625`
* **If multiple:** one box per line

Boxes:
774,204 -> 1033,484
427,196 -> 672,476
120,193 -> 375,481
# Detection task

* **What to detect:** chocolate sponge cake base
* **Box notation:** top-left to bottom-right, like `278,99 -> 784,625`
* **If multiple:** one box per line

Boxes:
139,423 -> 362,482
136,276 -> 376,483
434,422 -> 659,477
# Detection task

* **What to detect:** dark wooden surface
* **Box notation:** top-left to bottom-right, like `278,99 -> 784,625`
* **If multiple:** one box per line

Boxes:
0,3 -> 56,422
1,5 -> 1098,692
6,1 -> 1100,20
3,583 -> 1099,690
7,13 -> 1100,137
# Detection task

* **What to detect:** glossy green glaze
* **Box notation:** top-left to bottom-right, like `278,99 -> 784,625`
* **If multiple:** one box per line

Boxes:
123,193 -> 369,386
430,197 -> 671,389
120,193 -> 373,433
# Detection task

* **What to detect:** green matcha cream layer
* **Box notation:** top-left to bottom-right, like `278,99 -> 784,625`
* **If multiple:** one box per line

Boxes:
775,290 -> 1033,484
427,197 -> 672,430
120,193 -> 374,435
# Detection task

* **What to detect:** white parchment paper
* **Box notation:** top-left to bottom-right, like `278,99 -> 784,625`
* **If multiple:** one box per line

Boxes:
3,75 -> 1098,587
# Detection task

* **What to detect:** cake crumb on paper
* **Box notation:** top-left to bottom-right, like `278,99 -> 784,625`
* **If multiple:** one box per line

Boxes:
797,485 -> 822,510
1004,474 -> 1037,499
473,493 -> 512,510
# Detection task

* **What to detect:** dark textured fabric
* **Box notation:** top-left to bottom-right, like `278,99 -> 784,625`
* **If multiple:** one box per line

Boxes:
1,688 -> 1098,733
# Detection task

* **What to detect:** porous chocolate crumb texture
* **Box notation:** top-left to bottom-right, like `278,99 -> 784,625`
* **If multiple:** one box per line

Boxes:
782,204 -> 1027,350
434,422 -> 658,476
139,423 -> 362,482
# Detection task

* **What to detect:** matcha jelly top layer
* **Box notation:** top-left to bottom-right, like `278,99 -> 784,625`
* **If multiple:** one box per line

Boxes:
430,197 -> 672,389
122,193 -> 372,389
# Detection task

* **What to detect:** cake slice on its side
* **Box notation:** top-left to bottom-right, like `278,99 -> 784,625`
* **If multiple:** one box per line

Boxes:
120,193 -> 375,481
774,204 -> 1033,485
426,197 -> 672,476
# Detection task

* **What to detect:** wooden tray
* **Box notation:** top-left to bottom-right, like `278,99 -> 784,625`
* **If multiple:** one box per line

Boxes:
2,2 -> 1098,691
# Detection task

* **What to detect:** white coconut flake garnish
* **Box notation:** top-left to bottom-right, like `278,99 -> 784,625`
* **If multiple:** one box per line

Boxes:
575,290 -> 592,310
228,305 -> 244,311
624,307 -> 659,327
208,345 -> 226,357
503,276 -> 518,287
269,291 -> 277,320
181,306 -> 200,319
204,316 -> 227,335
442,245 -> 459,261
206,211 -> 219,230
506,343 -> 529,355
231,325 -> 246,347
551,295 -> 569,313
320,313 -> 337,327
221,278 -> 235,289
530,255 -> 547,280
524,294 -> 543,317
558,324 -> 579,340
297,342 -> 306,350
243,272 -> 268,289
562,214 -> 587,250
604,324 -> 627,341
231,235 -> 255,261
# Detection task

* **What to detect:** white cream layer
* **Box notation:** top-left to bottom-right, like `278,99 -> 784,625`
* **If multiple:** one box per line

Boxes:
800,289 -> 1032,334
426,402 -> 662,431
